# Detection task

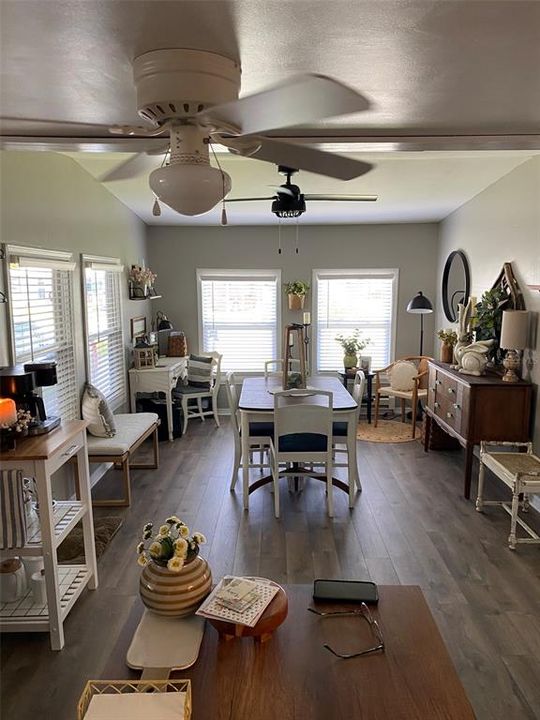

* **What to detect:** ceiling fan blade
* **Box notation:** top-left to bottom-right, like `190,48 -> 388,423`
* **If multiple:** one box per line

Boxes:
200,74 -> 370,136
304,194 -> 378,202
224,197 -> 275,203
100,153 -> 161,182
0,136 -> 169,153
248,138 -> 374,180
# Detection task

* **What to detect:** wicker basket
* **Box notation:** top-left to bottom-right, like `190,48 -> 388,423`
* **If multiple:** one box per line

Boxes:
168,332 -> 188,357
77,679 -> 191,719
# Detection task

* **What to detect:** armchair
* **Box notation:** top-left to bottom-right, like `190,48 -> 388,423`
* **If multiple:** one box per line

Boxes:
373,356 -> 431,438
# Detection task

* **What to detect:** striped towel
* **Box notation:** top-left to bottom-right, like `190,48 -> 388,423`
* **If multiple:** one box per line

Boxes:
187,354 -> 213,389
0,469 -> 27,549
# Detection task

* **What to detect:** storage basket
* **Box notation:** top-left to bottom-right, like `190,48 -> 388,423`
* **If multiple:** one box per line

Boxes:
77,679 -> 191,719
168,332 -> 188,357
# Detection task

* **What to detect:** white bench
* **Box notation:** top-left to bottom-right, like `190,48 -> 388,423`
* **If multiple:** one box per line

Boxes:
86,413 -> 160,507
476,441 -> 540,550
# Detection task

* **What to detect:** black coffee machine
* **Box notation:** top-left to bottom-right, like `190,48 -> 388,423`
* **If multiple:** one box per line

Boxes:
0,362 -> 61,435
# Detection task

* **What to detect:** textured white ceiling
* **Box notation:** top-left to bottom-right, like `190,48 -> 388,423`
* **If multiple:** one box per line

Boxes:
66,150 -> 535,225
1,0 -> 539,135
2,0 -> 539,225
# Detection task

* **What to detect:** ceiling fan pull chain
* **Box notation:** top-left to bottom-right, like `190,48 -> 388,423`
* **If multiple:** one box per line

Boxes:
210,142 -> 229,226
152,196 -> 161,216
278,219 -> 282,255
295,219 -> 299,254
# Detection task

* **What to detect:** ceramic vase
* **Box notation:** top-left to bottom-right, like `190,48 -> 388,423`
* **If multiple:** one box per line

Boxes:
343,353 -> 357,370
139,555 -> 212,617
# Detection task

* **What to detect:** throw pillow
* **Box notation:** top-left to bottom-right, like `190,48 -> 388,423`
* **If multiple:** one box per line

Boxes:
81,383 -> 116,437
187,354 -> 213,389
389,361 -> 418,392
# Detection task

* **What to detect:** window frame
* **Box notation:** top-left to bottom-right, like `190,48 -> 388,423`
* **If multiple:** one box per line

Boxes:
4,243 -> 79,422
312,268 -> 399,374
197,268 -> 282,375
81,254 -> 126,409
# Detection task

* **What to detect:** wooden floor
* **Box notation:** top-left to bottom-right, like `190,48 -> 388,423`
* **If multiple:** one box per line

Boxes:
1,419 -> 540,719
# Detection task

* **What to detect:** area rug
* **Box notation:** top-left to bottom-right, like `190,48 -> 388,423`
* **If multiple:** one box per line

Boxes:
357,419 -> 419,443
58,516 -> 123,565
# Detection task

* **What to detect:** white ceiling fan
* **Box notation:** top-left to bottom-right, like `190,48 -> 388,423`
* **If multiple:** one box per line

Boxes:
0,48 -> 375,217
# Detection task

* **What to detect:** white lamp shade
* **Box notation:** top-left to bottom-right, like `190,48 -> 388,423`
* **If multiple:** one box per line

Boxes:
500,310 -> 529,350
149,164 -> 231,216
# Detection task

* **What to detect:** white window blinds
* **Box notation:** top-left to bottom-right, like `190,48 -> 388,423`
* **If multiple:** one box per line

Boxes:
7,246 -> 79,421
82,256 -> 126,407
315,270 -> 398,372
198,270 -> 280,372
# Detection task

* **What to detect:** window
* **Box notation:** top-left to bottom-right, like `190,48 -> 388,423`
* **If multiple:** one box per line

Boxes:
82,255 -> 126,408
198,270 -> 281,372
7,245 -> 78,421
314,269 -> 398,372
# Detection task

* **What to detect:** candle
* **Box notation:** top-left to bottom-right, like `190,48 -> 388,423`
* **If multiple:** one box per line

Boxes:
0,399 -> 17,427
303,312 -> 311,325
470,296 -> 477,316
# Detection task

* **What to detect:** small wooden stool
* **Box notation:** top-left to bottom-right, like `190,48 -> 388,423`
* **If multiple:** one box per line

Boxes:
477,441 -> 540,550
208,585 -> 288,642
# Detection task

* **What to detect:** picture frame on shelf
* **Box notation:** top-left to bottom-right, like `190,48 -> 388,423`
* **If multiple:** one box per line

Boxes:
130,316 -> 147,342
360,356 -> 372,373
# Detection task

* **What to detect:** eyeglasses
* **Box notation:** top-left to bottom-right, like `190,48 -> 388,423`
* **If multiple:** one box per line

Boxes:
308,602 -> 385,659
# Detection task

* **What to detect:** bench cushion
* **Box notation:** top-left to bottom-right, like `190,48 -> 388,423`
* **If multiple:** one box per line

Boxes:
87,413 -> 159,456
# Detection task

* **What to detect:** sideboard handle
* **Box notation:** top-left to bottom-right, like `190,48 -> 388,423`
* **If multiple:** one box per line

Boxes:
434,402 -> 439,409
446,412 -> 453,419
453,403 -> 461,410
447,387 -> 455,394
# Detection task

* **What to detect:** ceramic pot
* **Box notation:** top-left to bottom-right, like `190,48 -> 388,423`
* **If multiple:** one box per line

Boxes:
288,294 -> 305,311
343,353 -> 357,370
139,556 -> 212,617
440,343 -> 454,364
0,558 -> 27,603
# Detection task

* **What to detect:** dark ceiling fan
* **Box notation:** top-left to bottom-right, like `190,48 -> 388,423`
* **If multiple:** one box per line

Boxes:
224,166 -> 377,220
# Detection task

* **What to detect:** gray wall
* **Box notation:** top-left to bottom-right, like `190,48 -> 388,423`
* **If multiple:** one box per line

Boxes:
0,151 -> 151,406
436,156 -> 540,450
147,223 -> 439,370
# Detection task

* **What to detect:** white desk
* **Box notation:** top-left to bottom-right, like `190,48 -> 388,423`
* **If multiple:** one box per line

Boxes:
0,421 -> 98,650
238,376 -> 359,510
129,357 -> 188,441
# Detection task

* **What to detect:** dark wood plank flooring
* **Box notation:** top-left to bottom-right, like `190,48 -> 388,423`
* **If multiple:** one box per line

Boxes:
1,419 -> 539,719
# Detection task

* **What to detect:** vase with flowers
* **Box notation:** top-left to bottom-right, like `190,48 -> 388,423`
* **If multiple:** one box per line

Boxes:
129,265 -> 157,299
437,328 -> 458,363
335,330 -> 370,369
0,407 -> 33,451
137,515 -> 211,617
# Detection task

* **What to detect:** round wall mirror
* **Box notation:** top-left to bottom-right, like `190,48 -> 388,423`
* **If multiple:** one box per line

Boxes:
442,250 -> 471,322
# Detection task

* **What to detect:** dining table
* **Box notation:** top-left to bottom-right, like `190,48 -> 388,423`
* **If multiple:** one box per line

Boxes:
238,375 -> 359,510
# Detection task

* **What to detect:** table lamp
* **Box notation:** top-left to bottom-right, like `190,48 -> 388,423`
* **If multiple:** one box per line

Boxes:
500,310 -> 529,382
406,291 -> 433,355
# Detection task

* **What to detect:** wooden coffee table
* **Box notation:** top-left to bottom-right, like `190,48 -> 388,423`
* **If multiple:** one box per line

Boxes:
106,585 -> 475,719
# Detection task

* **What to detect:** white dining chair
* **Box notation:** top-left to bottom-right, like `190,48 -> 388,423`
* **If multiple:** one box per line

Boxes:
174,352 -> 222,435
264,358 -> 301,379
269,389 -> 334,518
225,372 -> 273,491
332,370 -> 365,490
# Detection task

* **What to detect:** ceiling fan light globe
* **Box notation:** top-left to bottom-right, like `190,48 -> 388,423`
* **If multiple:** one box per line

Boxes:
149,164 -> 231,216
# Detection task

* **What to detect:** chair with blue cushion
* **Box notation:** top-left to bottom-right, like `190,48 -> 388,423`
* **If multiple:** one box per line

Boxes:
225,372 -> 273,491
332,370 -> 365,491
173,352 -> 222,435
269,389 -> 333,518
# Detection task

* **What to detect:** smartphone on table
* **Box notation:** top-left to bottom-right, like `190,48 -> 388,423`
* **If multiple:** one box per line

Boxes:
313,579 -> 379,604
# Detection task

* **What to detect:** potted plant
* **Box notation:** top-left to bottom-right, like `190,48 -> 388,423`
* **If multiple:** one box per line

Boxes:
437,328 -> 458,363
474,287 -> 506,364
137,515 -> 211,617
335,330 -> 370,369
285,280 -> 310,311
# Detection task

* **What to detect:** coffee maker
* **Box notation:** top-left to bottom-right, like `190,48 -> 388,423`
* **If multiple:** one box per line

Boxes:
0,362 -> 61,435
